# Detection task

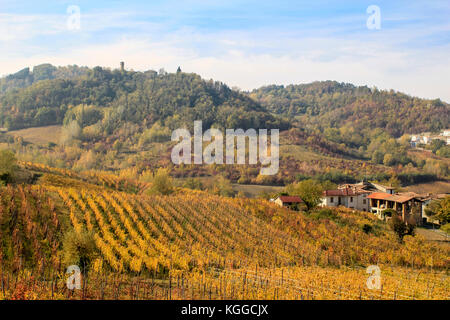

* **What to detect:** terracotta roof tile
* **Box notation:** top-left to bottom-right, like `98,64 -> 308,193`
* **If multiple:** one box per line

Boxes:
278,196 -> 303,203
367,192 -> 422,203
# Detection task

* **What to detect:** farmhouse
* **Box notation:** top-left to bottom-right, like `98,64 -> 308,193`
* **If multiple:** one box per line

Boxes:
367,192 -> 423,225
320,187 -> 371,211
320,181 -> 394,211
274,196 -> 305,210
411,130 -> 450,147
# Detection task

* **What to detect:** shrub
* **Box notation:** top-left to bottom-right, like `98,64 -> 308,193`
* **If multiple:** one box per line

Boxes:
362,224 -> 373,234
147,168 -> 174,195
388,212 -> 415,242
62,230 -> 97,273
441,223 -> 450,235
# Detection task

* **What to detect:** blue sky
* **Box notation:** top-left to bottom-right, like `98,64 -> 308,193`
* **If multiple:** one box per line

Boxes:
1,0 -> 449,101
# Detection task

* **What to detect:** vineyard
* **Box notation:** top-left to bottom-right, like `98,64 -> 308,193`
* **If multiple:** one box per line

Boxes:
0,163 -> 449,299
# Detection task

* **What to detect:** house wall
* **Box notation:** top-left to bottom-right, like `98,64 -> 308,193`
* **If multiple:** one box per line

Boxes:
274,198 -> 284,207
321,196 -> 340,207
321,194 -> 369,211
347,194 -> 369,211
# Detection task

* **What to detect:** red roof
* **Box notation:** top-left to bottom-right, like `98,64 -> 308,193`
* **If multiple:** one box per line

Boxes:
278,196 -> 303,203
367,192 -> 392,200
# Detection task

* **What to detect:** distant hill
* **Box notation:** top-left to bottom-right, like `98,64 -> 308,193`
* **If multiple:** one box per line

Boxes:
249,81 -> 449,138
0,65 -> 288,131
0,64 -> 90,94
0,65 -> 448,184
2,65 -> 447,138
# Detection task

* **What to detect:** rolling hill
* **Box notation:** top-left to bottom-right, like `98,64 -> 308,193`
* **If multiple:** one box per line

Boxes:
0,65 -> 287,131
249,81 -> 449,138
0,64 -> 448,187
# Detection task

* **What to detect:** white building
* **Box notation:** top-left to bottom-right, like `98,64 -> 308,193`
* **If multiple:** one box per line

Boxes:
410,134 -> 431,147
320,188 -> 371,211
320,181 -> 395,212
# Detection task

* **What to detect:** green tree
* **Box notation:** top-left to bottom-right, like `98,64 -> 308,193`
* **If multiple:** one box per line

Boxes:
388,211 -> 407,241
383,153 -> 394,166
211,175 -> 235,197
286,179 -> 323,211
371,150 -> 384,164
387,211 -> 414,242
0,149 -> 17,184
429,139 -> 445,154
183,178 -> 204,190
436,146 -> 450,158
147,168 -> 174,195
425,197 -> 450,225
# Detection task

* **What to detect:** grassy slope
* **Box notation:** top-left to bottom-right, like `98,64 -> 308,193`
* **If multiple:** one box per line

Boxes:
403,181 -> 450,194
7,125 -> 62,145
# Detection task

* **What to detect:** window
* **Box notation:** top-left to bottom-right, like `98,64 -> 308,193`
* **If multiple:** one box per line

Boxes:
350,197 -> 353,202
363,199 -> 366,204
330,197 -> 334,203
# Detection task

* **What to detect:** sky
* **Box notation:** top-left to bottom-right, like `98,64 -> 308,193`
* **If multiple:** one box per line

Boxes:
1,0 -> 449,101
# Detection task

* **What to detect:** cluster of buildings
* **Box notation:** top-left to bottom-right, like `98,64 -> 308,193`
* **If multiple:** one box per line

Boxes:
273,181 -> 447,226
410,130 -> 450,147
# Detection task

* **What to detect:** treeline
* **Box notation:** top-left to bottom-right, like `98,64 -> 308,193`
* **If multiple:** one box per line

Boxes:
0,65 -> 288,132
295,169 -> 439,186
0,64 -> 90,94
250,81 -> 449,141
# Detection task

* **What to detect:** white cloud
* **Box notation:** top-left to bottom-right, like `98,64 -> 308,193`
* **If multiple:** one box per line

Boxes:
0,10 -> 449,102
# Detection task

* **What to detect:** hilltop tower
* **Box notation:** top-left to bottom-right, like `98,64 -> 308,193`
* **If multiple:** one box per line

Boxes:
120,61 -> 125,72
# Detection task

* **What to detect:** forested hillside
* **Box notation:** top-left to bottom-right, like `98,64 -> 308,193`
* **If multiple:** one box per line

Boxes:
0,65 -> 287,131
0,64 -> 89,94
0,65 -> 448,185
249,81 -> 449,139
